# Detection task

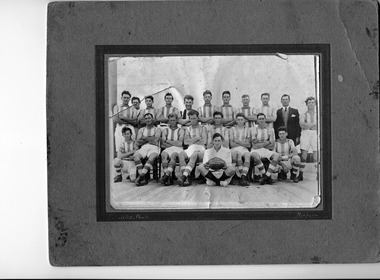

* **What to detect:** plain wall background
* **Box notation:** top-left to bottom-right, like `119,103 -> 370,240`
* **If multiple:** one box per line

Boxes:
111,55 -> 318,112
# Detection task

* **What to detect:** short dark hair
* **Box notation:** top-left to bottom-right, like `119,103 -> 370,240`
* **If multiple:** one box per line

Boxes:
241,94 -> 250,99
236,112 -> 246,119
203,90 -> 212,97
305,96 -> 316,105
168,113 -> 178,119
281,94 -> 290,100
213,111 -> 223,118
131,96 -> 140,103
277,126 -> 287,133
261,92 -> 270,98
164,92 -> 173,99
121,91 -> 131,97
256,113 -> 266,119
145,95 -> 154,101
122,127 -> 133,134
183,95 -> 194,101
187,109 -> 199,117
144,113 -> 154,118
212,132 -> 224,141
222,91 -> 231,97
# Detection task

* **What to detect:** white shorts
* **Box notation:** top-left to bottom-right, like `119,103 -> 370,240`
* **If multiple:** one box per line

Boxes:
251,148 -> 276,159
114,124 -> 136,152
136,144 -> 160,158
279,155 -> 301,171
122,160 -> 136,176
113,158 -> 136,176
300,130 -> 318,152
162,146 -> 183,157
184,144 -> 205,158
231,146 -> 250,156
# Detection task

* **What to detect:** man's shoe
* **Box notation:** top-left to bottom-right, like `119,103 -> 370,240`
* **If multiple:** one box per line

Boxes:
260,175 -> 268,185
298,171 -> 304,182
278,170 -> 287,181
292,176 -> 299,183
160,173 -> 169,185
135,175 -> 144,186
165,175 -> 173,186
254,175 -> 261,181
230,174 -> 240,185
141,173 -> 149,185
266,175 -> 274,185
197,175 -> 206,184
184,176 -> 192,186
114,174 -> 122,183
178,175 -> 186,186
240,175 -> 250,186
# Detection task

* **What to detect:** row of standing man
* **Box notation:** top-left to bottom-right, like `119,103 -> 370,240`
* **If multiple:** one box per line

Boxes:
112,90 -> 318,187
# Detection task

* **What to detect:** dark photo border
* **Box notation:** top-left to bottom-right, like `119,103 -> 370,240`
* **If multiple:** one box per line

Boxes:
96,44 -> 331,221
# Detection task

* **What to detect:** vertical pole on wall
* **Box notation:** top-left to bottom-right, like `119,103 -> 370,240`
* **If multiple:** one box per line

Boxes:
314,54 -> 321,196
109,58 -> 118,159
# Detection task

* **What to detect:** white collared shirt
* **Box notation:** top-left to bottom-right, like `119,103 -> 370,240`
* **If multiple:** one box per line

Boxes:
203,146 -> 232,165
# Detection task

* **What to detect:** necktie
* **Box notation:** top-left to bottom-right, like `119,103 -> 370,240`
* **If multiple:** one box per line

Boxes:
283,108 -> 288,127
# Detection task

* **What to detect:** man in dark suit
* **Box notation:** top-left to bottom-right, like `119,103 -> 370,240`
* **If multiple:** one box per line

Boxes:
274,94 -> 301,145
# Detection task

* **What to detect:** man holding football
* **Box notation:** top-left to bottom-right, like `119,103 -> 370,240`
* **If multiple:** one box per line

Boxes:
198,133 -> 235,187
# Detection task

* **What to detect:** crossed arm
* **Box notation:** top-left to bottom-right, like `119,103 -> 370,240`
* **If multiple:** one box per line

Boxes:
251,129 -> 275,150
184,126 -> 207,146
299,113 -> 317,130
136,128 -> 161,147
229,129 -> 251,149
161,128 -> 184,148
117,142 -> 138,159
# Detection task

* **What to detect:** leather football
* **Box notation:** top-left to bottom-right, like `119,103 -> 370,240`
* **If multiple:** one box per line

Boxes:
208,157 -> 226,170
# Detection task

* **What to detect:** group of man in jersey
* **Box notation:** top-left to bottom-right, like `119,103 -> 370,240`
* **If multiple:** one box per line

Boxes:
112,89 -> 319,187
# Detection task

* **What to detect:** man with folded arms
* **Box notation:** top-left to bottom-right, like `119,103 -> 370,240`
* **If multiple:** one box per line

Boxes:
229,113 -> 252,186
134,113 -> 161,186
177,110 -> 207,186
159,113 -> 184,186
251,113 -> 280,185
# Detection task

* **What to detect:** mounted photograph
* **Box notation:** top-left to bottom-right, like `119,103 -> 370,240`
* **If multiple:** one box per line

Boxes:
96,45 -> 331,220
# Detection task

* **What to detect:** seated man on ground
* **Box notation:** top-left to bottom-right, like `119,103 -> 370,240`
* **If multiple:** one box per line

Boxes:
133,113 -> 161,186
112,127 -> 138,183
251,113 -> 280,185
198,133 -> 235,187
159,113 -> 184,186
229,113 -> 252,186
274,126 -> 301,183
178,110 -> 208,186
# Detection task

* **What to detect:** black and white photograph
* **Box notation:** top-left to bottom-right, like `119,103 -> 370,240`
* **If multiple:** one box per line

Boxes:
97,45 -> 331,218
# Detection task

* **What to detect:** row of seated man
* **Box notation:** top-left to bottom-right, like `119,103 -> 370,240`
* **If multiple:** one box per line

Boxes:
113,108 -> 318,187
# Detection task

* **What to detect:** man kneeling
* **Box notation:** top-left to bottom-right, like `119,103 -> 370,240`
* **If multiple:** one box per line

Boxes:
198,133 -> 235,187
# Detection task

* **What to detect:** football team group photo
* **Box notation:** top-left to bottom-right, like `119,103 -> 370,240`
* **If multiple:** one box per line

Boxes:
106,54 -> 321,210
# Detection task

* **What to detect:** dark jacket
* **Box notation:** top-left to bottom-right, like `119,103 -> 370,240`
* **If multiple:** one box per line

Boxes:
274,107 -> 301,145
